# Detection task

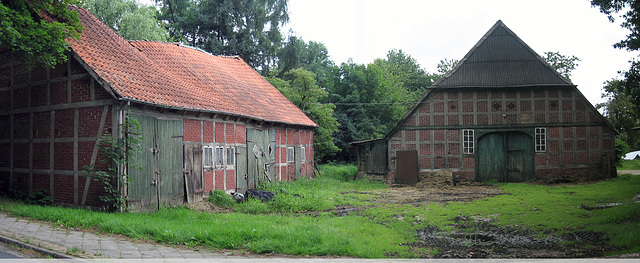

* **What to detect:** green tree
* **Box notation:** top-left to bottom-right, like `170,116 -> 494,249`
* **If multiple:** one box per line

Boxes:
435,58 -> 458,78
159,0 -> 289,71
277,35 -> 336,89
268,68 -> 340,160
543,51 -> 581,81
326,51 -> 437,162
1,0 -> 83,68
591,0 -> 640,150
86,0 -> 169,41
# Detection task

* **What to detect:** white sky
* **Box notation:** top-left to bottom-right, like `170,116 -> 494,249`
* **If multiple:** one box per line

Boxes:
284,0 -> 637,106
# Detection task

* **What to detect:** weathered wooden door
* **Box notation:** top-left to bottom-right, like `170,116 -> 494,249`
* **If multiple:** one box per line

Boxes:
246,128 -> 275,189
183,143 -> 203,202
128,115 -> 184,211
505,132 -> 533,182
477,133 -> 505,182
235,145 -> 247,193
396,150 -> 418,184
477,132 -> 533,182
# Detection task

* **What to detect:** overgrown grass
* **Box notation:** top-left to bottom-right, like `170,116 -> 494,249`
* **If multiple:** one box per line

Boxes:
0,165 -> 638,257
618,159 -> 640,170
230,164 -> 386,214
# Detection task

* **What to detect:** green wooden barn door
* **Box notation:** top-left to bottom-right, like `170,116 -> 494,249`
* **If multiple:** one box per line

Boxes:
156,119 -> 184,207
128,115 -> 184,211
477,133 -> 505,182
477,131 -> 533,182
128,115 -> 158,211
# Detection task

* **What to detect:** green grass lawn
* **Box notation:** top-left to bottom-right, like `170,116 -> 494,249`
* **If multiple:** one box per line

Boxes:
0,164 -> 639,258
619,159 -> 640,170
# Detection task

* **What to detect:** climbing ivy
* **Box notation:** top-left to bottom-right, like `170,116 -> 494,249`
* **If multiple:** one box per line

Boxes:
85,113 -> 142,212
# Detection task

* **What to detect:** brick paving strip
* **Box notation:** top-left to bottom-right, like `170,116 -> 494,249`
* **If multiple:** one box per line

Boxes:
0,212 -> 246,259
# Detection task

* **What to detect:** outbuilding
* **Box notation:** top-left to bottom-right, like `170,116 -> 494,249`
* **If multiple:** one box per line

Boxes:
0,7 -> 316,211
354,21 -> 616,184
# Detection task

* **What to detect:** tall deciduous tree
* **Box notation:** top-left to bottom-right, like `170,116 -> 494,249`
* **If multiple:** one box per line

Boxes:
1,0 -> 83,67
268,68 -> 340,160
591,0 -> 640,151
159,0 -> 289,71
86,0 -> 169,41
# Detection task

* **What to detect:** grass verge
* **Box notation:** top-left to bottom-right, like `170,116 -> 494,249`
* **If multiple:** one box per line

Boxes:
0,165 -> 638,257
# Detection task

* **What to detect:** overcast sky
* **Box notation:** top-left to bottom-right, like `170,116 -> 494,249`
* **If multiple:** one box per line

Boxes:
284,0 -> 637,106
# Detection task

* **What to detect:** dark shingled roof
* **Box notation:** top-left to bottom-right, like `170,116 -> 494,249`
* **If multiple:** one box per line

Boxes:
433,20 -> 573,88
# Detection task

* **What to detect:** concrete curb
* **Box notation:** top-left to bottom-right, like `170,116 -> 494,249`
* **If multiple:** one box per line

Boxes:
0,232 -> 78,259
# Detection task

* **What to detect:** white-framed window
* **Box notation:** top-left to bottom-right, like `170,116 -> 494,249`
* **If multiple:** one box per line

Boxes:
226,147 -> 235,166
535,127 -> 547,152
286,146 -> 295,163
215,146 -> 225,167
463,129 -> 474,154
301,146 -> 306,162
203,146 -> 214,168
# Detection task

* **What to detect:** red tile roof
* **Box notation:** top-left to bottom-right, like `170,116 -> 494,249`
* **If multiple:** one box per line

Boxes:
66,6 -> 316,127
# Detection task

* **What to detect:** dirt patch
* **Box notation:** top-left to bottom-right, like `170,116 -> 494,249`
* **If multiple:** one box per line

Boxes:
404,216 -> 612,258
187,200 -> 233,213
344,184 -> 504,205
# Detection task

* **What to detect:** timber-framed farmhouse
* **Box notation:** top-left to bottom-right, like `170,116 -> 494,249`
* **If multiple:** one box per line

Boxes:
0,7 -> 316,211
354,20 -> 616,184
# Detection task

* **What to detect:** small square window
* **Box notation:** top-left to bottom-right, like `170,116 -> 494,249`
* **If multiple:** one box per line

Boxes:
463,129 -> 474,154
535,128 -> 547,152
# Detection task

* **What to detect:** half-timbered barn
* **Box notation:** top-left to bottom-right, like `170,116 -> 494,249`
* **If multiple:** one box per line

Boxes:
354,20 -> 616,184
0,7 -> 316,211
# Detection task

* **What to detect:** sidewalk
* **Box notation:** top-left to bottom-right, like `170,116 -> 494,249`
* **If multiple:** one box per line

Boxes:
0,212 -> 246,259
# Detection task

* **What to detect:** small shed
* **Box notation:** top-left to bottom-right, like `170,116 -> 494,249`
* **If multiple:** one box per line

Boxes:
353,20 -> 616,184
0,7 -> 317,211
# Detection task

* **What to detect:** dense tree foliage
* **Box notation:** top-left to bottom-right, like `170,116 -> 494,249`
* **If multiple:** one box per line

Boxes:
267,68 -> 340,160
158,0 -> 289,71
325,51 -> 438,162
0,0 -> 82,67
591,0 -> 640,151
86,0 -> 169,41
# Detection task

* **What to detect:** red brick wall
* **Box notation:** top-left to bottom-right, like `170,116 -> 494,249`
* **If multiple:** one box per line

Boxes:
0,55 -> 115,207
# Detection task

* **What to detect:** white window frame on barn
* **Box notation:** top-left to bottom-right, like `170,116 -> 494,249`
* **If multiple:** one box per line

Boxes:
215,146 -> 225,168
226,147 -> 235,168
286,146 -> 295,163
301,146 -> 306,162
535,127 -> 547,152
203,146 -> 214,168
462,129 -> 474,154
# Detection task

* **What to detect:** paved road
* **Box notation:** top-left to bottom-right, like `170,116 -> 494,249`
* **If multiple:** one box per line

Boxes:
618,170 -> 640,175
0,242 -> 33,259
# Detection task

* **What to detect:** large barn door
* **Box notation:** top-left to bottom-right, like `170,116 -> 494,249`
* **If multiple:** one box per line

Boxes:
505,132 -> 533,182
246,128 -> 276,189
477,133 -> 505,182
477,132 -> 533,182
396,150 -> 418,184
128,115 -> 158,211
128,115 -> 184,211
156,119 -> 184,207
